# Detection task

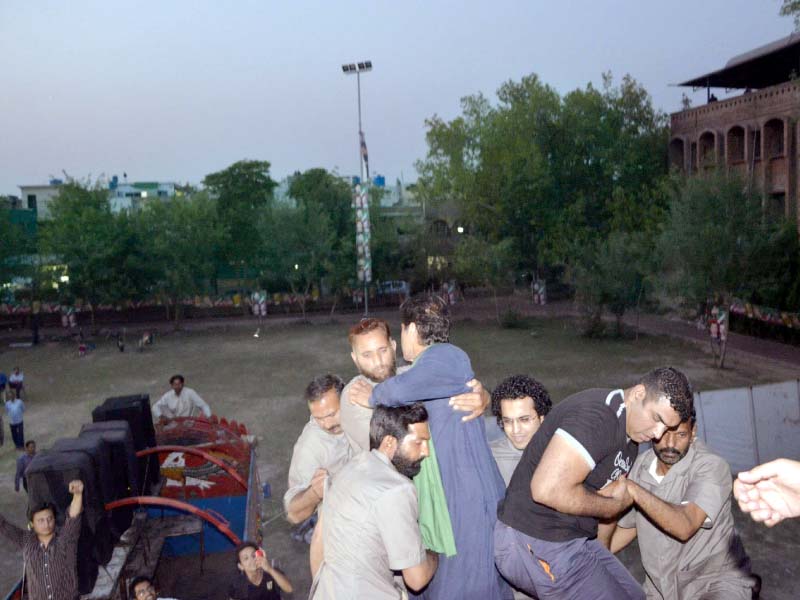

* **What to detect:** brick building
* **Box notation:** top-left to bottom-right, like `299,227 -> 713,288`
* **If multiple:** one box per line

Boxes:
670,33 -> 800,225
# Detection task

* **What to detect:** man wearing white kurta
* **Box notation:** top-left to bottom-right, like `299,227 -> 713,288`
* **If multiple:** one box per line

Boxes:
152,374 -> 211,420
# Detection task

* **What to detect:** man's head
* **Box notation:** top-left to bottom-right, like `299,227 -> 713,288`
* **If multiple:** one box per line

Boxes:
169,374 -> 185,395
349,318 -> 397,383
369,404 -> 430,479
25,440 -> 35,456
625,367 -> 693,443
399,294 -> 450,361
491,375 -> 552,450
13,367 -> 19,375
28,502 -> 56,538
235,541 -> 261,574
654,410 -> 697,469
129,576 -> 157,600
305,374 -> 345,435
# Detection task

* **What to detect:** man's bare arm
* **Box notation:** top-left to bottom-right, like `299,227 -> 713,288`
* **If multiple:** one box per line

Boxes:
68,480 -> 84,518
309,512 -> 324,578
530,434 -> 632,519
402,551 -> 439,592
286,468 -> 326,524
626,480 -> 708,542
608,523 -> 638,553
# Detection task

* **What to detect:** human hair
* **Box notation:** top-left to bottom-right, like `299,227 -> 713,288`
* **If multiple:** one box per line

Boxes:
399,294 -> 450,345
235,541 -> 259,566
304,374 -> 344,405
369,403 -> 428,450
169,374 -> 184,385
491,375 -> 552,429
638,367 -> 694,422
25,440 -> 35,449
348,318 -> 392,346
129,576 -> 154,597
28,502 -> 57,523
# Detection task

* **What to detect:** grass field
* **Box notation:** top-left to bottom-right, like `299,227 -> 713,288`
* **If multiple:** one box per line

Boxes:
0,314 -> 796,598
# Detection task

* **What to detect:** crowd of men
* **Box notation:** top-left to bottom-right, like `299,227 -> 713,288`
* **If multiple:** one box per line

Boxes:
2,294 -> 800,599
286,295 -> 800,600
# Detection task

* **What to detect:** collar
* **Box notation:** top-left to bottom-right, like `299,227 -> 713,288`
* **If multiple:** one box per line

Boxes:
371,448 -> 394,468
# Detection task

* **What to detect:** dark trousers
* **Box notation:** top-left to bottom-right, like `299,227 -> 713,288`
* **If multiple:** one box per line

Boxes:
494,522 -> 644,600
10,422 -> 24,449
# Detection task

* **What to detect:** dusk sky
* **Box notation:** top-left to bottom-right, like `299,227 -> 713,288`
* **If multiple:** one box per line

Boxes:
0,1 -> 793,195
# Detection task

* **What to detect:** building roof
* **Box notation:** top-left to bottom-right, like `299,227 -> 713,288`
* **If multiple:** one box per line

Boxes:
678,33 -> 800,89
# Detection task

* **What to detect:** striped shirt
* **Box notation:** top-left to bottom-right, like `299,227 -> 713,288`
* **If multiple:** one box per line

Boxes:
0,513 -> 81,600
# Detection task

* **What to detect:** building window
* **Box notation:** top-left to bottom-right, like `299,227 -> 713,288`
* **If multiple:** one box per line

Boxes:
768,193 -> 786,220
27,194 -> 36,210
690,142 -> 698,173
727,126 -> 745,163
753,130 -> 762,160
764,119 -> 785,158
669,138 -> 685,172
699,132 -> 716,167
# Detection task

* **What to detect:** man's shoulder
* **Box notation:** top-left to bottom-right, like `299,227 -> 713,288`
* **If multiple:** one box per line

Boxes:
687,441 -> 731,478
629,448 -> 655,481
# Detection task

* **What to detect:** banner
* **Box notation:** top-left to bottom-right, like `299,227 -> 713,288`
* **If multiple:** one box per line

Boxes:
354,183 -> 372,283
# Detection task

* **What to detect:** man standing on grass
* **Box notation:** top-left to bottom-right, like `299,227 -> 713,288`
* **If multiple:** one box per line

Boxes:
609,413 -> 758,599
5,394 -> 25,449
284,375 -> 352,528
15,440 -> 36,493
495,367 -> 693,600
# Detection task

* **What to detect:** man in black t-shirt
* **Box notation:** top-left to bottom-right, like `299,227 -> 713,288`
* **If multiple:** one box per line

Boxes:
495,367 -> 693,600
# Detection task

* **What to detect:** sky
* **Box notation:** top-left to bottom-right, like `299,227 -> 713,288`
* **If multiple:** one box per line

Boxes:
0,1 -> 793,195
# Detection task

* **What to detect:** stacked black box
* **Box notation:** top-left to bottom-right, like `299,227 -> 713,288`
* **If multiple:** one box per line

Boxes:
91,394 -> 160,490
26,450 -> 114,594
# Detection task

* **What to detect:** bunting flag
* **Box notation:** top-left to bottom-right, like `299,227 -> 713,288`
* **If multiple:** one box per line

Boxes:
359,130 -> 370,179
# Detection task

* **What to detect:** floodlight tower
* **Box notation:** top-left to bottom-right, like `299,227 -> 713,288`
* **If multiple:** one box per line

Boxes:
342,60 -> 373,315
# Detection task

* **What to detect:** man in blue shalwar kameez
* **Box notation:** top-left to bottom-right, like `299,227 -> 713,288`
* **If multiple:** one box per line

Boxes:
367,295 -> 512,600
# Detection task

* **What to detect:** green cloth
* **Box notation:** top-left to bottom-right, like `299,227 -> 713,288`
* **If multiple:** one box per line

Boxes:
413,436 -> 457,557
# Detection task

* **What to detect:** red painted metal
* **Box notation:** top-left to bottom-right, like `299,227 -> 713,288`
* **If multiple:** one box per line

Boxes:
136,445 -> 248,490
104,496 -> 242,546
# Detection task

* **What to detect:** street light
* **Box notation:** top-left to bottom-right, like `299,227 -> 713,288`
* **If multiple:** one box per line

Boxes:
342,59 -> 373,315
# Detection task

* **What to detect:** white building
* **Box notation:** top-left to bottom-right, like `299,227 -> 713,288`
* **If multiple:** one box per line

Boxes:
17,180 -> 64,220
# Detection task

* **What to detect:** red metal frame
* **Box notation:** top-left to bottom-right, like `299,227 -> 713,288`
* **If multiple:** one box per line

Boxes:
136,445 -> 248,490
104,496 -> 242,546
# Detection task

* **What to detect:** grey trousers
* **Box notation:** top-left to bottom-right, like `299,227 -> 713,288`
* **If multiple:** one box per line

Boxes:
494,522 -> 645,600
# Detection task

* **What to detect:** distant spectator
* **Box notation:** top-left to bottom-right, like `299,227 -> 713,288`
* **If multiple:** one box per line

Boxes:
5,396 -> 24,449
129,575 -> 179,600
229,542 -> 293,599
8,367 -> 23,399
15,440 -> 35,493
0,372 -> 8,401
151,375 -> 211,421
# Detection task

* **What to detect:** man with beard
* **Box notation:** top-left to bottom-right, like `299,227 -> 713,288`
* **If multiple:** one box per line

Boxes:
352,296 -> 511,600
309,404 -> 438,599
284,374 -> 352,525
495,367 -> 694,600
342,317 -> 489,453
609,413 -> 758,599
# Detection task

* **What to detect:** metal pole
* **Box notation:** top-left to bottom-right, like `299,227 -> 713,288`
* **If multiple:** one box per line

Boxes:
357,70 -> 369,316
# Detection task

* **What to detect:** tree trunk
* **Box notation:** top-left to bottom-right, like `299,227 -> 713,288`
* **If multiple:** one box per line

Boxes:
173,298 -> 182,331
329,293 -> 339,317
492,287 -> 501,325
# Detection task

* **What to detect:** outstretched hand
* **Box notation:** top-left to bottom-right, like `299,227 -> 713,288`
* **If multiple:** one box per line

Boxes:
734,459 -> 800,527
449,379 -> 490,422
348,379 -> 374,408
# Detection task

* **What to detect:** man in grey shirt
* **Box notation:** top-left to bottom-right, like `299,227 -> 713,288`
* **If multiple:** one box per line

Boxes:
284,374 -> 352,524
610,411 -> 758,599
310,404 -> 438,599
489,375 -> 552,486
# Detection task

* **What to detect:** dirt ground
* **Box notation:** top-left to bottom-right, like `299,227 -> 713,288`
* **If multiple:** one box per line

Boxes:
0,312 -> 797,599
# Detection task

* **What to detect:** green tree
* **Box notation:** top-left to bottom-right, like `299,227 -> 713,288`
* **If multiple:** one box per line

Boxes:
40,182 -> 129,330
453,236 -> 515,323
141,192 -> 223,328
781,0 -> 800,29
203,160 -> 277,304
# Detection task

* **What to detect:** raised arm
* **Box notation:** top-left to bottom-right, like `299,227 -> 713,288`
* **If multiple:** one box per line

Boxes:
530,434 -> 632,519
68,480 -> 84,518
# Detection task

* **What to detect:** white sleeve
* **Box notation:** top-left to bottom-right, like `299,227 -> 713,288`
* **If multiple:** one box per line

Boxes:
151,394 -> 167,419
190,389 -> 212,417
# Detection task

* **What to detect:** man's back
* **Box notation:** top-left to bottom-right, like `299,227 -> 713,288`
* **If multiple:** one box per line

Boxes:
313,450 -> 425,600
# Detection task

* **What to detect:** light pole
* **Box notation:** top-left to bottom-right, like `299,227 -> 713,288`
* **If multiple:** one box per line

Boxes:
342,60 -> 373,315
